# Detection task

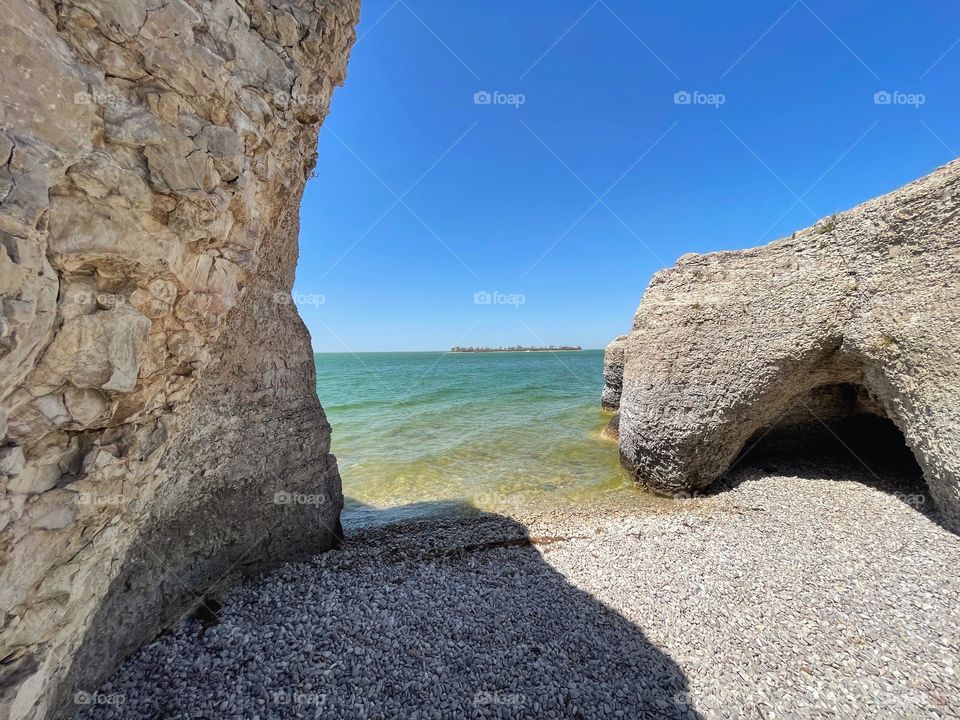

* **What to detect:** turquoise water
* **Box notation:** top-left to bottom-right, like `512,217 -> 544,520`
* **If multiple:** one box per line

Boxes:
315,350 -> 657,523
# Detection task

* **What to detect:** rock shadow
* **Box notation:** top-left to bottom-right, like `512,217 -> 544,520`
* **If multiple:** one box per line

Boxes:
713,414 -> 949,528
73,500 -> 702,719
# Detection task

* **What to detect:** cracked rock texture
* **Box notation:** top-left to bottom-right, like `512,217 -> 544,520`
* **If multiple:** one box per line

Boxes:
601,335 -> 627,413
604,160 -> 960,531
0,1 -> 360,718
600,334 -> 627,440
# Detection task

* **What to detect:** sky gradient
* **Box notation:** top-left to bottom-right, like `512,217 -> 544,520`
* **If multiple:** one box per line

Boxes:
297,0 -> 960,352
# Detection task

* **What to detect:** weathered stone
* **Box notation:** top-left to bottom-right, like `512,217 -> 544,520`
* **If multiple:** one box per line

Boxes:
196,125 -> 245,182
65,153 -> 155,208
7,432 -> 79,495
605,160 -> 960,531
0,134 -> 13,166
601,335 -> 628,412
143,138 -> 219,195
0,444 -> 25,476
600,335 -> 627,440
103,102 -> 165,148
0,245 -> 28,295
31,395 -> 68,425
47,196 -> 179,264
63,388 -> 111,427
0,1 -> 360,718
35,307 -> 151,393
0,233 -> 42,269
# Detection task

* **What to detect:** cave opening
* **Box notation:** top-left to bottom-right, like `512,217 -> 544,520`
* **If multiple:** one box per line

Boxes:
735,382 -> 931,514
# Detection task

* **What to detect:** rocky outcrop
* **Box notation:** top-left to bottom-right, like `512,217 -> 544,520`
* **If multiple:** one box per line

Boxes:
601,335 -> 627,413
605,160 -> 960,530
600,335 -> 627,440
0,2 -> 360,718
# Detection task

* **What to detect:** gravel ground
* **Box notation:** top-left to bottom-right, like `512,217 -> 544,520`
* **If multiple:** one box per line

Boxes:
75,456 -> 960,719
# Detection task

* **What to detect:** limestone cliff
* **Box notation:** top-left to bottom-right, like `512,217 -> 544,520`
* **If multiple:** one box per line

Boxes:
0,1 -> 360,718
604,160 -> 960,530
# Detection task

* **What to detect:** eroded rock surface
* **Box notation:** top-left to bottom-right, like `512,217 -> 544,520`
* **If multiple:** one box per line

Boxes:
601,335 -> 627,413
604,160 -> 960,530
600,335 -> 627,440
0,2 -> 360,718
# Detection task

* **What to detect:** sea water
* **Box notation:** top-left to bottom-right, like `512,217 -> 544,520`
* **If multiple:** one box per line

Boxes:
315,350 -> 659,524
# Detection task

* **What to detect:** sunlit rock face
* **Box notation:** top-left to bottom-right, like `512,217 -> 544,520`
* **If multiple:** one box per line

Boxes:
600,335 -> 627,440
604,160 -> 960,531
601,335 -> 627,413
0,1 -> 360,717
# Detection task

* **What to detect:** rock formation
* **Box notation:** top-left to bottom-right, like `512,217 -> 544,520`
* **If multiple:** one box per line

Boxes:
604,160 -> 960,531
599,335 -> 626,440
601,335 -> 627,413
0,1 -> 360,718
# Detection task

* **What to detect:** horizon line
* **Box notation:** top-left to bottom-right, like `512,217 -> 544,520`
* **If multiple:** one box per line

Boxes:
311,348 -> 605,354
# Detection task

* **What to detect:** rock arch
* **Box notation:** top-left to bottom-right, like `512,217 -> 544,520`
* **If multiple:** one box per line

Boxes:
604,160 -> 960,531
0,1 -> 361,718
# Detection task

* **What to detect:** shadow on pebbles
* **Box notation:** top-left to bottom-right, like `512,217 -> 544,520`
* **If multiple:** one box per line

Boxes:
76,462 -> 960,719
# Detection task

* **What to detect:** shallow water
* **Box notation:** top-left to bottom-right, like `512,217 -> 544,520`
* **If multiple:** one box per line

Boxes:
315,350 -> 660,524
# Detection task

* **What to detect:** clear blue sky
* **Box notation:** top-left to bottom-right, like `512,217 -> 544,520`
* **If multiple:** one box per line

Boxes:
298,0 -> 960,352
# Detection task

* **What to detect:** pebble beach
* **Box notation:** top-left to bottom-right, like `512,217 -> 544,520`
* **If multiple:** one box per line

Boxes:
76,452 -> 960,719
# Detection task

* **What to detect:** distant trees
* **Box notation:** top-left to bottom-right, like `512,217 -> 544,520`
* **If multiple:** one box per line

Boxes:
450,345 -> 582,353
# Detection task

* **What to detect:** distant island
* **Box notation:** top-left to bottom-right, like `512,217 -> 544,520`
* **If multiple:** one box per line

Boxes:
450,345 -> 582,353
